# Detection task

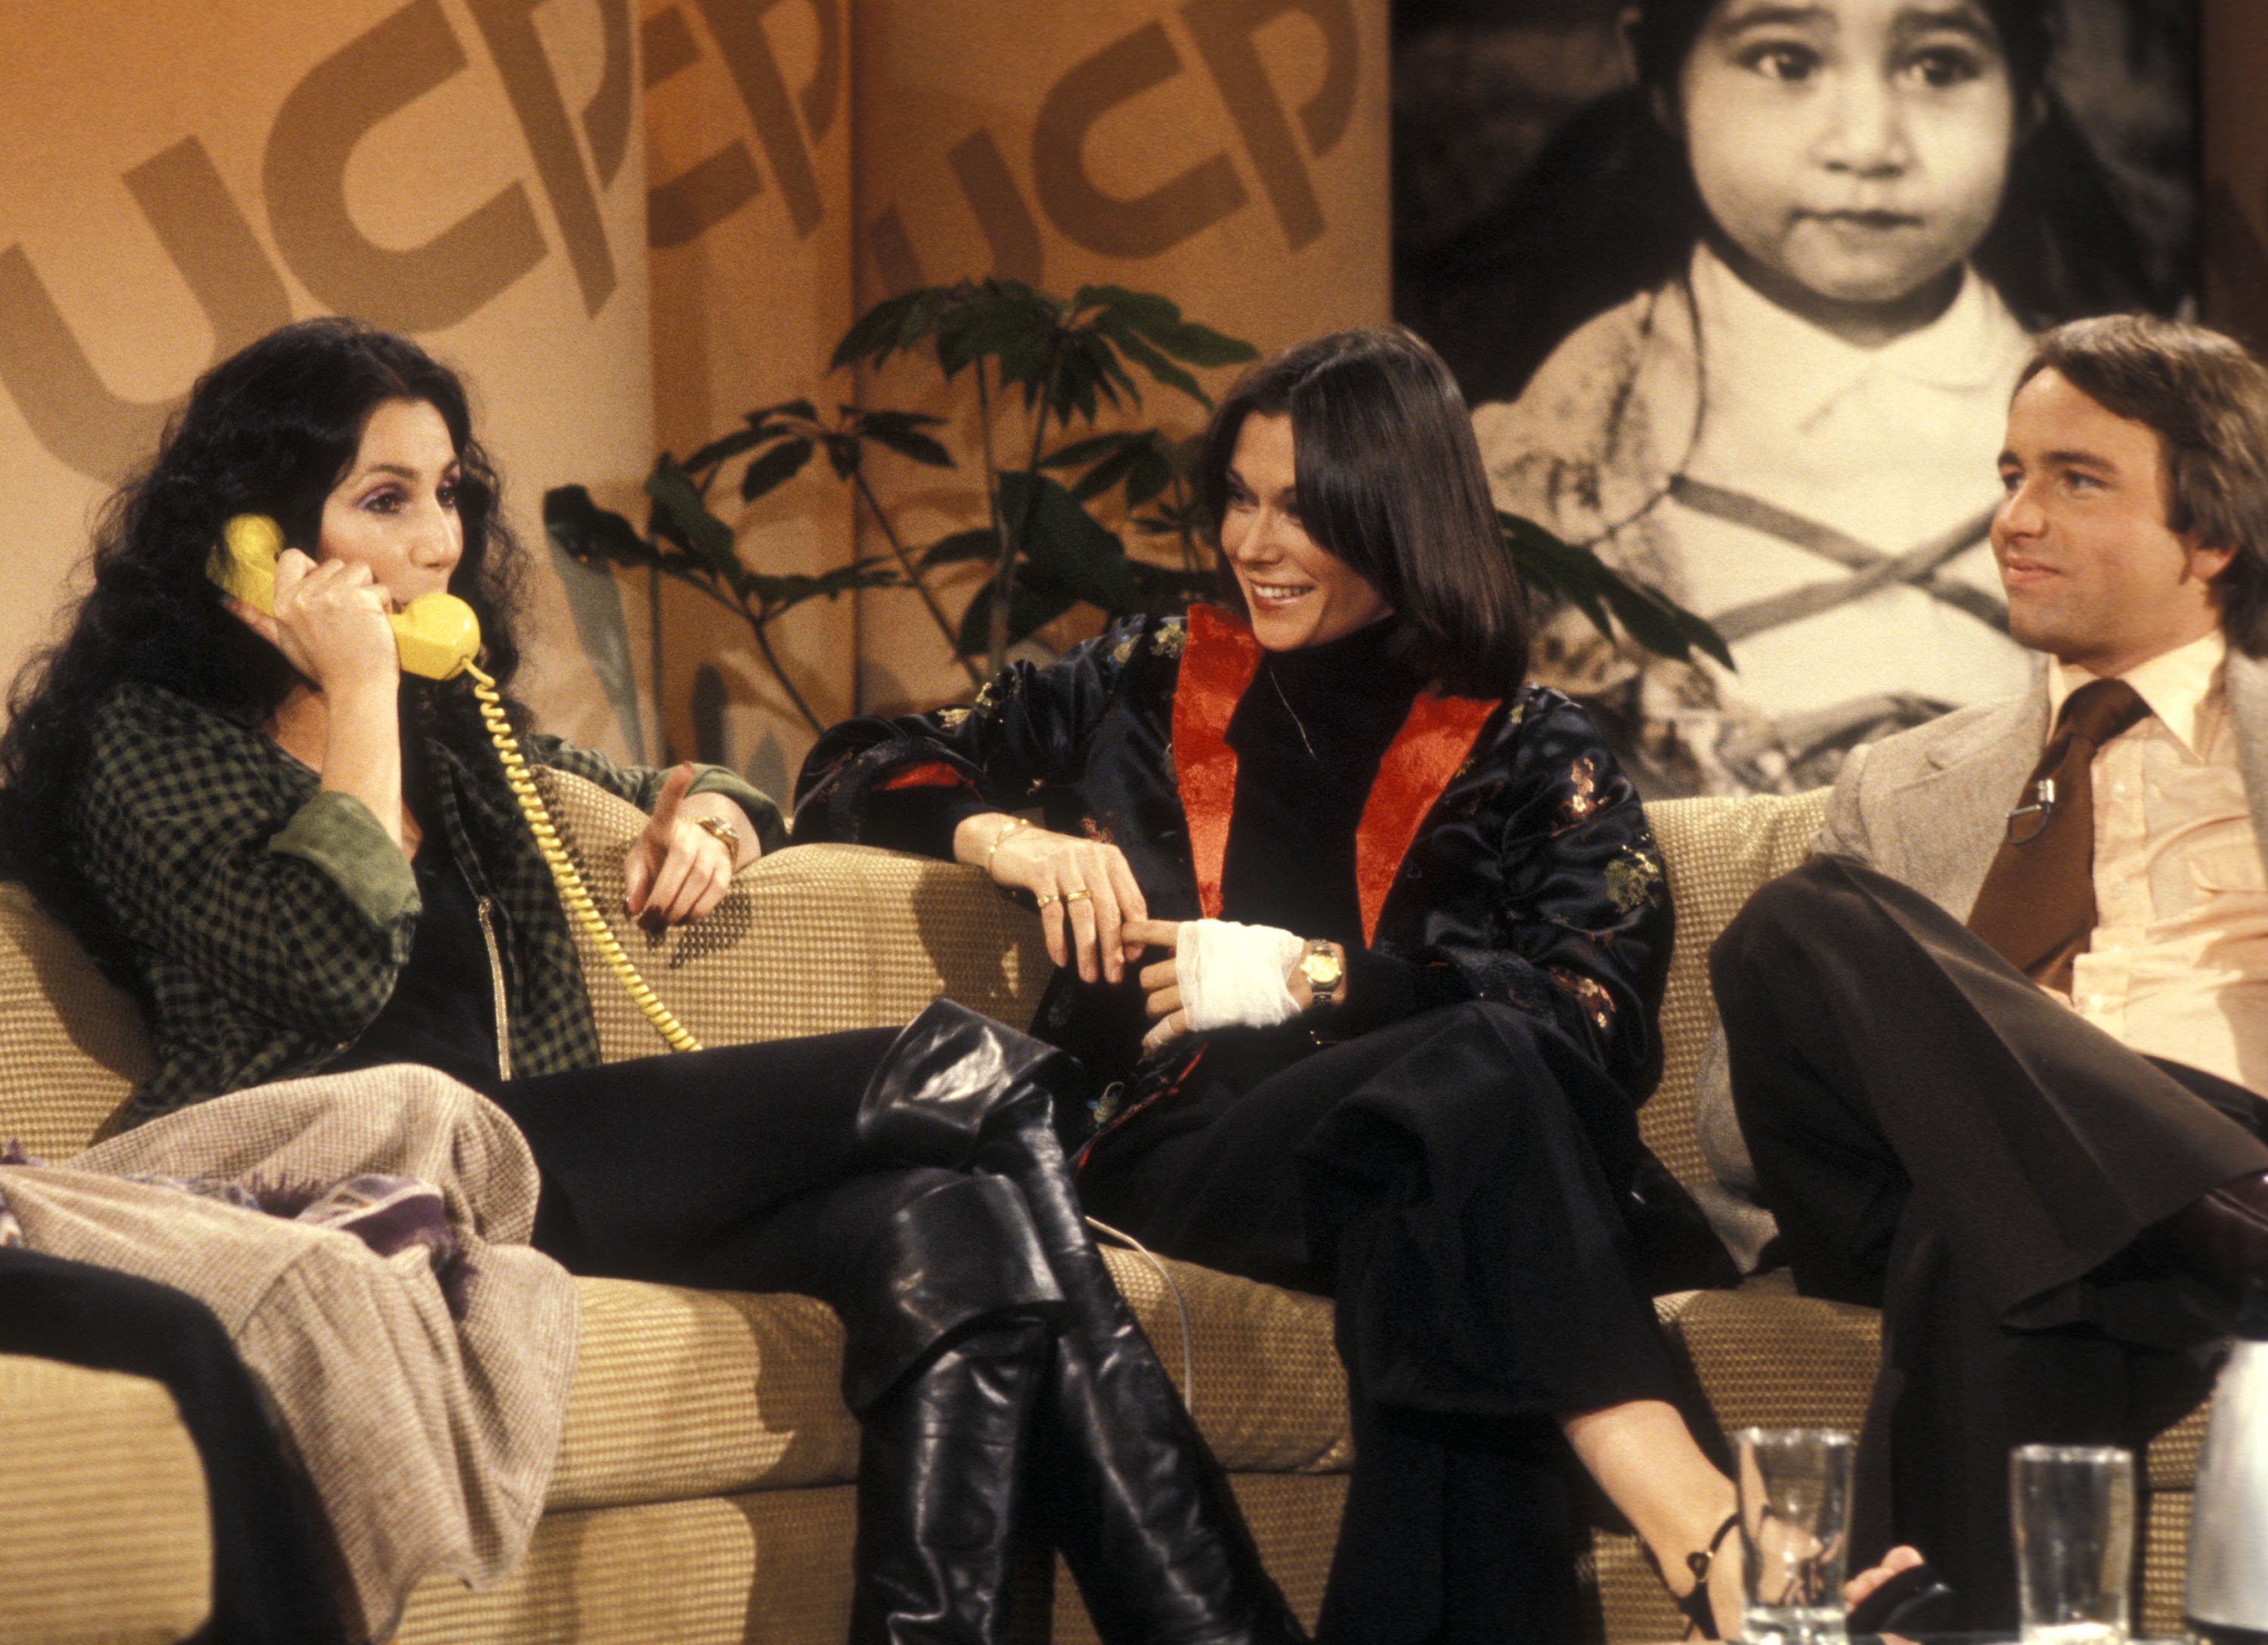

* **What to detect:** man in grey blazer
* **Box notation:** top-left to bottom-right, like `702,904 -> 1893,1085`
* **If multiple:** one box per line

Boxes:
1709,314 -> 2268,1630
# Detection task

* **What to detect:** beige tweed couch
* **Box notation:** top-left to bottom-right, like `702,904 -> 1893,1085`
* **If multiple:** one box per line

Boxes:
0,779 -> 2214,1643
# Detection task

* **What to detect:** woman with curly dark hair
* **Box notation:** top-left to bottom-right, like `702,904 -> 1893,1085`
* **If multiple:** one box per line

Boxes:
1,316 -> 1300,1645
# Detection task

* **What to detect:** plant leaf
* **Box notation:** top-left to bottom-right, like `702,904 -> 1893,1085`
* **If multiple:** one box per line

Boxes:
829,287 -> 946,371
956,580 -> 1075,657
822,432 -> 863,480
1081,284 -> 1257,367
745,557 -> 900,613
1066,440 -> 1145,502
918,527 -> 999,568
1095,315 -> 1205,405
749,398 -> 818,424
646,459 -> 739,578
1040,431 -> 1138,469
739,437 -> 815,503
999,469 -> 1137,611
682,425 -> 773,475
543,485 -> 658,570
854,410 -> 956,468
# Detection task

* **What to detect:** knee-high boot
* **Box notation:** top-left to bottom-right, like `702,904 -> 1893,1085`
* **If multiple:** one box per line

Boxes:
860,1001 -> 1307,1645
850,1315 -> 1053,1645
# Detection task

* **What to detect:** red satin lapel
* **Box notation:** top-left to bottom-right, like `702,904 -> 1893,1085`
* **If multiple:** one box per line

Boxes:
1173,606 -> 1262,918
1355,691 -> 1500,944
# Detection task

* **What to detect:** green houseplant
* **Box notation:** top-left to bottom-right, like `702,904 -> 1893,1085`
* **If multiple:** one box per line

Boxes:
545,278 -> 1728,737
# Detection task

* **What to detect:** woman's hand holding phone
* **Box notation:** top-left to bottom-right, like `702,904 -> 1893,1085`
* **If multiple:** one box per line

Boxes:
227,547 -> 400,695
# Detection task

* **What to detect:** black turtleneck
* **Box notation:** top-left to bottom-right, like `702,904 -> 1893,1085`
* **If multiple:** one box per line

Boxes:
1219,618 -> 1425,946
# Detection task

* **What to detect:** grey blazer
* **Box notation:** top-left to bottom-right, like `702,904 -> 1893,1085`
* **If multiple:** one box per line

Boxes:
1692,648 -> 2268,1269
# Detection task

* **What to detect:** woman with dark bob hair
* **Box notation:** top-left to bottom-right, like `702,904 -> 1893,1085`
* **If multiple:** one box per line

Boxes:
0,315 -> 1305,1645
797,329 -> 1915,1641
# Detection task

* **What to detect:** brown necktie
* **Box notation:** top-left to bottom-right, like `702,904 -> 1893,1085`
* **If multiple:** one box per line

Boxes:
1965,677 -> 2150,993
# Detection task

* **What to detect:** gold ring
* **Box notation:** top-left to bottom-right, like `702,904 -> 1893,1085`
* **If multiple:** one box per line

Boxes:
1034,893 -> 1060,908
1063,888 -> 1093,903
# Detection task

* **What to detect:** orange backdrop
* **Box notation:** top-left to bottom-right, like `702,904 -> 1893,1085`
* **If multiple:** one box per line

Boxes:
0,0 -> 1434,791
0,0 -> 657,757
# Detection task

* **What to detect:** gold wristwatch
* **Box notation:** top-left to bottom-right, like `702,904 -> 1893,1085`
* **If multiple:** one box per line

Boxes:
1298,940 -> 1345,1010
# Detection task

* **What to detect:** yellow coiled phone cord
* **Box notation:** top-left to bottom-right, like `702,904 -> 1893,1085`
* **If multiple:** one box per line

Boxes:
463,661 -> 704,1054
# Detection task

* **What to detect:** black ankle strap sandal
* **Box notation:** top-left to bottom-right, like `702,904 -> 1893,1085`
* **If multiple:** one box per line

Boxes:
1648,1511 -> 1738,1640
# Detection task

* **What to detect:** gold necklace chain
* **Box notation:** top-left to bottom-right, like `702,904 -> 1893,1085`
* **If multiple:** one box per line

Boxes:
1266,668 -> 1318,761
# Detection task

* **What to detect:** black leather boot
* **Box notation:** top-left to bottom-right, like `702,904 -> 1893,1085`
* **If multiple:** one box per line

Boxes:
860,1001 -> 1308,1645
850,1316 -> 1054,1645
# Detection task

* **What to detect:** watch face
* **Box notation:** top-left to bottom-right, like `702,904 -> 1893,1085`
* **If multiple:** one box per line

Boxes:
1300,949 -> 1343,993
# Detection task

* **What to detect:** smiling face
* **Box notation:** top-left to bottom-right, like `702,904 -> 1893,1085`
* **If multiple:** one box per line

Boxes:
316,397 -> 465,608
1218,411 -> 1393,651
1675,0 -> 2017,339
1993,367 -> 2234,678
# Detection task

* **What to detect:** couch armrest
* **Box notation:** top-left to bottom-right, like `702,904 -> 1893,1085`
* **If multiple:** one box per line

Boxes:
537,768 -> 1052,1061
0,1353 -> 211,1644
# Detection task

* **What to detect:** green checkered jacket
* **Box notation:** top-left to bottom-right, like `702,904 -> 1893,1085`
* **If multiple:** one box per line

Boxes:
71,680 -> 785,1127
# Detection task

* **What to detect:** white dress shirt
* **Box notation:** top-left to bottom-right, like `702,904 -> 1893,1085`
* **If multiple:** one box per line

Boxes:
2053,631 -> 2268,1091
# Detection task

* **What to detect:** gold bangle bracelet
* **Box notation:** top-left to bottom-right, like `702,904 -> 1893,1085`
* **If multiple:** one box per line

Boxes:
984,815 -> 1031,874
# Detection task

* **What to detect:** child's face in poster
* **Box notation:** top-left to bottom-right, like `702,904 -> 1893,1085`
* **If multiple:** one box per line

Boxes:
1675,0 -> 2018,312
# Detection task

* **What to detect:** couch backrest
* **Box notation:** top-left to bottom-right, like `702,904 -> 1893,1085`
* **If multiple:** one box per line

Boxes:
1640,791 -> 1829,1185
0,771 -> 1821,1193
0,882 -> 149,1157
544,773 -> 1052,1060
0,770 -> 1057,1159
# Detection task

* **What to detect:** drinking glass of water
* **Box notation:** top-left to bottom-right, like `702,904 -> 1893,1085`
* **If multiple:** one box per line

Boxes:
2012,1443 -> 2135,1643
1735,1427 -> 1853,1645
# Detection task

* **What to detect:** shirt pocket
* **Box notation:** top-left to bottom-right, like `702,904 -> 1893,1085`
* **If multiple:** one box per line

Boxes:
2189,838 -> 2268,896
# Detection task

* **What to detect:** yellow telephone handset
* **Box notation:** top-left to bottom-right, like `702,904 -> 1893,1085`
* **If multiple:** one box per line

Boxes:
214,514 -> 702,1054
212,514 -> 480,681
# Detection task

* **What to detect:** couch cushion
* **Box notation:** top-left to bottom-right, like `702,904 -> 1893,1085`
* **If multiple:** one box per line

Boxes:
537,770 -> 1052,1061
0,1354 -> 210,1645
552,1245 -> 1349,1513
1641,792 -> 1829,1186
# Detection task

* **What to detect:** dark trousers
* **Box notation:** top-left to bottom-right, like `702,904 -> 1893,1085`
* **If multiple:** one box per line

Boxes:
1077,1001 -> 1676,1645
479,1027 -> 1063,1411
0,1247 -> 350,1645
1711,853 -> 2268,1628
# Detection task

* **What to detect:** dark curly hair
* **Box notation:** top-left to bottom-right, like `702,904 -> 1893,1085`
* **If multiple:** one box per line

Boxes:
0,317 -> 526,946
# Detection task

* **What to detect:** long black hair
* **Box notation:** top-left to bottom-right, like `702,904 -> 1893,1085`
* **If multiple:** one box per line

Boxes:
0,317 -> 525,940
1198,328 -> 1529,696
1402,0 -> 2183,404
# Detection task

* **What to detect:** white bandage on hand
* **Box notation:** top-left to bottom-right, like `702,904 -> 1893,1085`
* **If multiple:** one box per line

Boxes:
1176,918 -> 1305,1033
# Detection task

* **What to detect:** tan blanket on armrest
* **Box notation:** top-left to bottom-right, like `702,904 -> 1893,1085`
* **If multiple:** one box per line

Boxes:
0,1067 -> 577,1644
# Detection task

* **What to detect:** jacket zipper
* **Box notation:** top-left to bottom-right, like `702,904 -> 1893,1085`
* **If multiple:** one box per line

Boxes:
471,889 -> 513,1080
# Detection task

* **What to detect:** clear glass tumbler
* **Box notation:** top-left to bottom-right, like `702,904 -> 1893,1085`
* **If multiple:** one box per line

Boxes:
2011,1443 -> 2134,1643
1735,1427 -> 1854,1645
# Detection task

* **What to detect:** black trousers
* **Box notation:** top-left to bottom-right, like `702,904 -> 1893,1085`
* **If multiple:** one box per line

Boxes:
1712,853 -> 2268,1628
0,1247 -> 350,1645
1075,1002 -> 1678,1645
477,1027 -> 1063,1411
